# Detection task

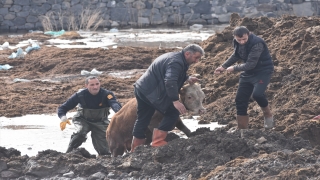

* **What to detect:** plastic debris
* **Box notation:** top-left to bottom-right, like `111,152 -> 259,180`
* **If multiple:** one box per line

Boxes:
0,64 -> 13,70
62,171 -> 74,178
1,42 -> 9,49
25,43 -> 40,53
8,47 -> 25,59
90,68 -> 102,75
81,70 -> 90,75
28,30 -> 43,33
109,28 -> 119,33
81,68 -> 102,75
44,30 -> 65,37
13,78 -> 31,82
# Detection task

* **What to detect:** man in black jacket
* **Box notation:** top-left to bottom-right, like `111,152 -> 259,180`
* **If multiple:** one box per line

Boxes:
131,44 -> 205,151
57,76 -> 122,155
214,26 -> 274,130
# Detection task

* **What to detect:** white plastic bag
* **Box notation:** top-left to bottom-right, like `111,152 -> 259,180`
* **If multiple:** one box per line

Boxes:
0,64 -> 13,70
90,68 -> 102,75
25,43 -> 40,53
8,48 -> 25,58
1,42 -> 9,49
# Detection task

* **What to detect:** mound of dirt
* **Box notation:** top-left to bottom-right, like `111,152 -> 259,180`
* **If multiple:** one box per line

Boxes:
1,128 -> 317,179
1,14 -> 320,179
197,13 -> 320,147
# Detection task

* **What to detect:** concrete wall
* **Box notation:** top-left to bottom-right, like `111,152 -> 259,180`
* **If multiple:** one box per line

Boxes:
0,0 -> 320,33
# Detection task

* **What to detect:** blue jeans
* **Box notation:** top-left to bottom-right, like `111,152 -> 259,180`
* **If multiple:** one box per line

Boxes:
132,88 -> 180,139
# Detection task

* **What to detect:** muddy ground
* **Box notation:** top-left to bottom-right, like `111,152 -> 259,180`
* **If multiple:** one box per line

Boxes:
1,14 -> 320,179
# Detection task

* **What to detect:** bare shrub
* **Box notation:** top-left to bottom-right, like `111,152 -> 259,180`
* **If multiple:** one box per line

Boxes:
79,7 -> 104,31
40,11 -> 65,31
40,7 -> 104,31
66,14 -> 78,31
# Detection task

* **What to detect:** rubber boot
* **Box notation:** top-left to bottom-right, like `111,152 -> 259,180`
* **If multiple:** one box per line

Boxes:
236,115 -> 249,129
261,106 -> 274,129
151,128 -> 168,147
130,137 -> 146,153
66,133 -> 87,153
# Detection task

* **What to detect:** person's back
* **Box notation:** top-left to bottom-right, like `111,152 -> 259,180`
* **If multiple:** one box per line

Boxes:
131,44 -> 204,152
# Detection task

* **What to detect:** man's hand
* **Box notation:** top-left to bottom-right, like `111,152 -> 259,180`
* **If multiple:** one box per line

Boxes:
214,66 -> 225,74
313,115 -> 320,120
60,116 -> 71,131
173,100 -> 187,115
187,76 -> 199,85
226,66 -> 234,73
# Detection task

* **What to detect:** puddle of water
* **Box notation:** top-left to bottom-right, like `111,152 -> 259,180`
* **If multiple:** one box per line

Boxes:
0,112 -> 224,157
8,69 -> 147,83
2,125 -> 45,130
1,25 -> 228,50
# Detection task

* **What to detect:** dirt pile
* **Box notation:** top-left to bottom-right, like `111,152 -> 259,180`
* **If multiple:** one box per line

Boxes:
1,128 -> 316,179
1,14 -> 320,179
197,13 -> 320,147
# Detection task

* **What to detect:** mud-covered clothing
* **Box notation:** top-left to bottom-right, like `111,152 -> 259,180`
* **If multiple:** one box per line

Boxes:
221,33 -> 274,115
134,50 -> 189,114
133,50 -> 189,138
57,88 -> 122,155
69,114 -> 111,155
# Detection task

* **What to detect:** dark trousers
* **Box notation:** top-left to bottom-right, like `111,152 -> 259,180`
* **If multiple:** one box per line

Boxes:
235,69 -> 273,115
68,113 -> 110,155
132,88 -> 180,139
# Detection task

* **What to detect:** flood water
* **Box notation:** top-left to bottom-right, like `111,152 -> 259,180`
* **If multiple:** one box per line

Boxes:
0,112 -> 224,156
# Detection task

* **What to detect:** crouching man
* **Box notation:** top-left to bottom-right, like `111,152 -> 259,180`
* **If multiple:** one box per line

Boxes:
57,76 -> 122,155
131,44 -> 205,152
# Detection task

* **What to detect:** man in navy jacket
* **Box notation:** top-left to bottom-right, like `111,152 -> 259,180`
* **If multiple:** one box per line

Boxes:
58,76 -> 122,155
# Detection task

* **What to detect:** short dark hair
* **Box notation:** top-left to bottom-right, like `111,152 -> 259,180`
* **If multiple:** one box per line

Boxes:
85,76 -> 98,85
183,44 -> 205,56
233,26 -> 250,37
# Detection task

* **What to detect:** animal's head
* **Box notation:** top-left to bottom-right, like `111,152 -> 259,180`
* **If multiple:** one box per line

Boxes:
179,83 -> 206,115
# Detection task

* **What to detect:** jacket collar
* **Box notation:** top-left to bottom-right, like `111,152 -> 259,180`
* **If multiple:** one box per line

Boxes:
181,50 -> 189,68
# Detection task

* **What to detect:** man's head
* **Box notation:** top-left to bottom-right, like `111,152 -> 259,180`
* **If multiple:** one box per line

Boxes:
85,76 -> 100,95
233,26 -> 250,45
183,44 -> 205,65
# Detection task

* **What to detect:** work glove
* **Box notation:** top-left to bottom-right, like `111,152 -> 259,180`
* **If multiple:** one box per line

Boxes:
60,116 -> 71,131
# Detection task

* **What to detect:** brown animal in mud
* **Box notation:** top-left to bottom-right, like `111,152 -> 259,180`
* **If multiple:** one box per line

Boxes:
106,83 -> 206,156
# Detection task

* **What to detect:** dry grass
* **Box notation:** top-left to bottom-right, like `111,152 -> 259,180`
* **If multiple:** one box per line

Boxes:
79,8 -> 104,31
40,7 -> 104,32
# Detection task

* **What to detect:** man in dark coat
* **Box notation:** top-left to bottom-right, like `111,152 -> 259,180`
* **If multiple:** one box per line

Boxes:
58,76 -> 122,155
214,26 -> 274,130
131,44 -> 205,152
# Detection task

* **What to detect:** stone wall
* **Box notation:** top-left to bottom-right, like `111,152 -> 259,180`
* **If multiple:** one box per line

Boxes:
0,0 -> 320,32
